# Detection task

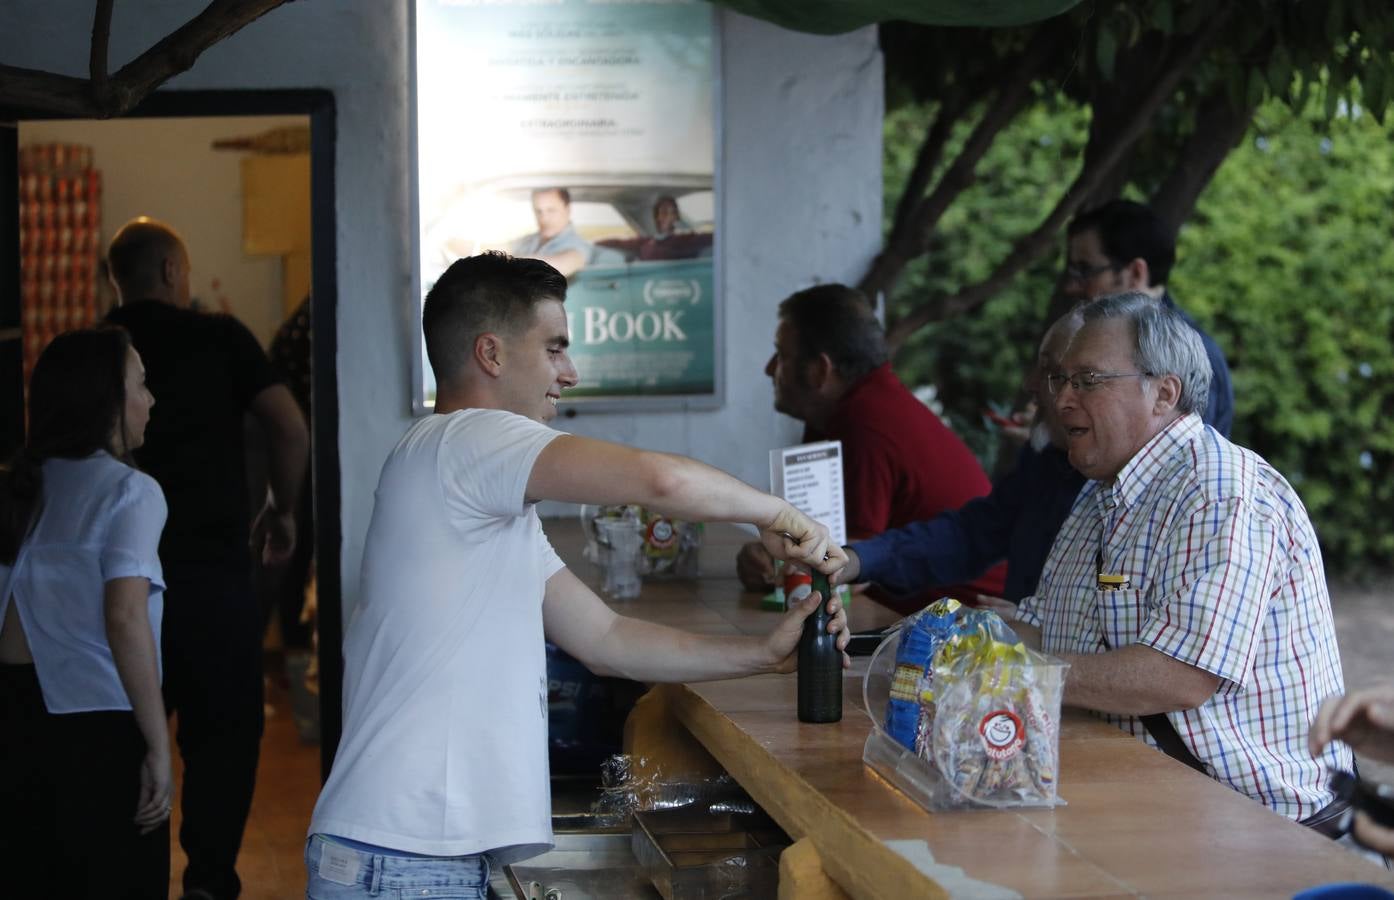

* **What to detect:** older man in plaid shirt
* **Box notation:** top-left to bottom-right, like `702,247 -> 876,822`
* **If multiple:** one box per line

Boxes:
1013,291 -> 1350,823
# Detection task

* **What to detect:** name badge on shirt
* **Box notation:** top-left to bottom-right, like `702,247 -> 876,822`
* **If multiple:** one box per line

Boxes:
319,842 -> 363,886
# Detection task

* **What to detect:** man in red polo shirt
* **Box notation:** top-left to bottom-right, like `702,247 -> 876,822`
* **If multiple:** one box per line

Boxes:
737,284 -> 1005,612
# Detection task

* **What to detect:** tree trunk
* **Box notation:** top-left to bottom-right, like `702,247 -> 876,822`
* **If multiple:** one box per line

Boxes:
859,23 -> 1061,303
1150,88 -> 1259,237
889,98 -> 960,238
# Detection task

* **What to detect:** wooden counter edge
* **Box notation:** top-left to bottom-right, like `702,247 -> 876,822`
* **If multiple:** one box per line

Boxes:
662,683 -> 951,900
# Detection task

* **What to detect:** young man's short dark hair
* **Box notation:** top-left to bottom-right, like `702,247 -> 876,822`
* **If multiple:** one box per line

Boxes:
422,251 -> 568,383
1067,199 -> 1176,286
777,283 -> 888,384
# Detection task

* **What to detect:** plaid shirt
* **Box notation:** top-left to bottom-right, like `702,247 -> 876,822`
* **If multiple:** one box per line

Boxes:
1018,414 -> 1350,820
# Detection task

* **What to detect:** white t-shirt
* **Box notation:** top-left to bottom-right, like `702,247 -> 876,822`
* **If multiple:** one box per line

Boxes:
0,452 -> 166,712
310,409 -> 564,861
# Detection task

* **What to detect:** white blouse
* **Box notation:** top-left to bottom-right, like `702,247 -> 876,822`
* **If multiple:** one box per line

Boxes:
0,452 -> 166,713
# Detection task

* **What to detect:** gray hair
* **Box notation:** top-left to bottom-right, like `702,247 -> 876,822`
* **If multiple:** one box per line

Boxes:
1078,292 -> 1212,418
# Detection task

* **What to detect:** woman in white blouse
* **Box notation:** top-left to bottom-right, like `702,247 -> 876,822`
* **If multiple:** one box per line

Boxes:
0,327 -> 168,899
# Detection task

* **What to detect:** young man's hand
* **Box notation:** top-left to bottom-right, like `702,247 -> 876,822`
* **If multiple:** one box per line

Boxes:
757,504 -> 847,575
765,591 -> 851,673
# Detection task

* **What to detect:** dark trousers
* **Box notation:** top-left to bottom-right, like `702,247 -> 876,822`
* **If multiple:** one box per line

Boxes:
163,561 -> 264,900
0,662 -> 170,899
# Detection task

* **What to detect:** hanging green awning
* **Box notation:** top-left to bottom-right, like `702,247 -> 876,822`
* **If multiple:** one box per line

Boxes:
707,0 -> 1081,34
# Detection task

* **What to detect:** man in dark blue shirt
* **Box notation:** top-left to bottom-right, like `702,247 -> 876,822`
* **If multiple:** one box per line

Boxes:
834,311 -> 1085,604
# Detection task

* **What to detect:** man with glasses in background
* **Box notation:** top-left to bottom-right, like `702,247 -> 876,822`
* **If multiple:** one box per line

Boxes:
1011,291 -> 1353,837
1064,200 -> 1234,436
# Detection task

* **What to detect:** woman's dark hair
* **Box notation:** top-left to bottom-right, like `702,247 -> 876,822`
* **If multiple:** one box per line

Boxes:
0,327 -> 134,563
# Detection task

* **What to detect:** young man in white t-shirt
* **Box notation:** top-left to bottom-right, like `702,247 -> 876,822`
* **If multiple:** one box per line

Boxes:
306,252 -> 851,898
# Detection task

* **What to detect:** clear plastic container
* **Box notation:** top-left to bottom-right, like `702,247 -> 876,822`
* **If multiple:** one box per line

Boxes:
596,517 -> 644,600
861,625 -> 1069,811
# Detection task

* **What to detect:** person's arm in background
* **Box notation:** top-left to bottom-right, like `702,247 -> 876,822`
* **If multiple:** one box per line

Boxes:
222,313 -> 309,565
250,383 -> 309,565
105,576 -> 171,834
832,447 -> 1028,595
537,249 -> 586,278
1310,686 -> 1394,854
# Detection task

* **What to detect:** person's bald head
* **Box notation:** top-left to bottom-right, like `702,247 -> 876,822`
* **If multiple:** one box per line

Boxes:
107,218 -> 191,308
1027,308 -> 1085,450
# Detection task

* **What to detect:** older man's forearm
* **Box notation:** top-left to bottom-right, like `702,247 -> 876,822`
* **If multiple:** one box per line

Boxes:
1060,643 -> 1220,716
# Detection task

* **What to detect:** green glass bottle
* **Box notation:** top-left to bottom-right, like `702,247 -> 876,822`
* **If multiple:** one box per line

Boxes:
798,572 -> 842,723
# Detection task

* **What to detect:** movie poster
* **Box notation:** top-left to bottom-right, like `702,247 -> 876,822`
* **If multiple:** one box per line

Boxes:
414,0 -> 717,408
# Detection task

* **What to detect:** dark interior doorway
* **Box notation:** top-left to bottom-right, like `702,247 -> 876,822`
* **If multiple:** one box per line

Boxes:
1,89 -> 344,778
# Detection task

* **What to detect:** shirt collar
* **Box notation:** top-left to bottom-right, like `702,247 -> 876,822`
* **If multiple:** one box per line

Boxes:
1103,413 -> 1202,510
837,362 -> 899,408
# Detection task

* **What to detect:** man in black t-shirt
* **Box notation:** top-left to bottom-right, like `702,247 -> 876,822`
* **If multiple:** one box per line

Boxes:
107,218 -> 308,900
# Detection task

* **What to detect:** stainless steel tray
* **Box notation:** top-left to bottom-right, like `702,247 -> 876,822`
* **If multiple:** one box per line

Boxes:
503,833 -> 661,900
630,809 -> 785,900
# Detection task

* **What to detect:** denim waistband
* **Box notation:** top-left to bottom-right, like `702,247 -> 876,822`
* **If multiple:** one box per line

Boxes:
307,834 -> 490,893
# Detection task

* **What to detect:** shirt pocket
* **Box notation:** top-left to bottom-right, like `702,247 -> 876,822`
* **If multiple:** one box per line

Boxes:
1095,588 -> 1147,651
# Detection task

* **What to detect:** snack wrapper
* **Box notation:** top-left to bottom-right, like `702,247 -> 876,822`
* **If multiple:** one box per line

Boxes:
885,598 -> 964,751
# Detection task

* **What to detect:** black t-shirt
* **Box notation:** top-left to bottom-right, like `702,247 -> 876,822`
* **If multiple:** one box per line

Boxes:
107,300 -> 277,565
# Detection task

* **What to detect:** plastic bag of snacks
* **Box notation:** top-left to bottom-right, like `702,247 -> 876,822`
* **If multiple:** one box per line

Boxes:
862,600 -> 1068,811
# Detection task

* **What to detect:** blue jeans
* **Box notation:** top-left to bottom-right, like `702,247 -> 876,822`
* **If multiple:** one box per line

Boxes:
305,834 -> 491,899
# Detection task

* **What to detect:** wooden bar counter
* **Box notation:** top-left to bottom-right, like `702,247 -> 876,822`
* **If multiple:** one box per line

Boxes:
546,519 -> 1394,898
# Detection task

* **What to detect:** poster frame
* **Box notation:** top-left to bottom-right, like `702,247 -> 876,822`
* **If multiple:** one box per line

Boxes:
406,0 -> 725,416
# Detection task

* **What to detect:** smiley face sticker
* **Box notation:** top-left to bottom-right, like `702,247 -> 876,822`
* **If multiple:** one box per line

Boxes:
979,709 -> 1025,760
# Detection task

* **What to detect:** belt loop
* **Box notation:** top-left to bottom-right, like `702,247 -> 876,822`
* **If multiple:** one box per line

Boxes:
369,853 -> 384,895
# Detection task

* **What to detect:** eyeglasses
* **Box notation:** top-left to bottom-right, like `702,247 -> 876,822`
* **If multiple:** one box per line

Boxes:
1063,261 -> 1119,282
1046,370 -> 1153,395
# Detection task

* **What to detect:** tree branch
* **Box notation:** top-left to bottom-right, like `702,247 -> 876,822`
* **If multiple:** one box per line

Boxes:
1149,87 -> 1260,236
890,96 -> 960,238
885,6 -> 1237,353
0,0 -> 292,118
90,0 -> 114,97
860,23 -> 1062,302
0,64 -> 100,117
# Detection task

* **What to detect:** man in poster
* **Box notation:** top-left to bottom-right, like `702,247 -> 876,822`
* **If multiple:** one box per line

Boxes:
511,187 -> 591,278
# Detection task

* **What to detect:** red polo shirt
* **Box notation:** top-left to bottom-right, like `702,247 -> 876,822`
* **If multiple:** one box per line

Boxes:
805,363 -> 1007,606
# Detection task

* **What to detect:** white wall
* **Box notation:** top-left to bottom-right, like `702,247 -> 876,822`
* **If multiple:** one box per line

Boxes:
18,115 -> 303,347
0,2 -> 882,618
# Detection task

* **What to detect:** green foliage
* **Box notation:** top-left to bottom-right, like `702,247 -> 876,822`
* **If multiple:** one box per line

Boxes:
1175,91 -> 1394,572
883,90 -> 1394,574
883,92 -> 1090,469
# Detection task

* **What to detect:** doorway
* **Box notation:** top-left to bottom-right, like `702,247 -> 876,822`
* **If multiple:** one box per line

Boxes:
1,92 -> 342,895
